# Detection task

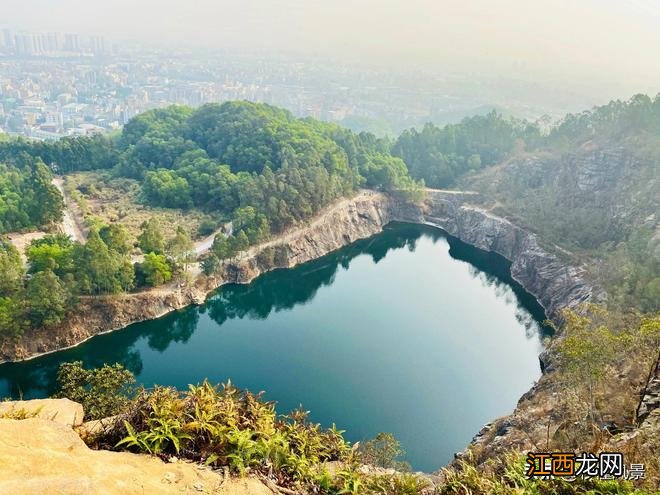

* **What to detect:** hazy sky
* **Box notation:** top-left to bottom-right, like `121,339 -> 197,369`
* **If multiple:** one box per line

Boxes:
5,0 -> 660,93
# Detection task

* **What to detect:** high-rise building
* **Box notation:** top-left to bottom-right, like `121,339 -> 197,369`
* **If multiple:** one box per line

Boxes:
44,33 -> 60,52
90,35 -> 106,55
14,33 -> 36,56
2,29 -> 14,52
63,33 -> 80,52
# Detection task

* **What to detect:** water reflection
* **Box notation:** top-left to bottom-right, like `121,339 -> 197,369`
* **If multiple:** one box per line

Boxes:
0,222 -> 547,400
207,223 -> 547,335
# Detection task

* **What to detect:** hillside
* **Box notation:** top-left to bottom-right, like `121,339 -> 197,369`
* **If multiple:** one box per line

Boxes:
463,139 -> 658,311
0,102 -> 423,342
397,94 -> 660,312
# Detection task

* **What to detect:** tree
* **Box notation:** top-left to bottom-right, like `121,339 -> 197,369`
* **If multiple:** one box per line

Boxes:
26,234 -> 74,277
0,296 -> 25,338
0,240 -> 24,296
28,161 -> 64,226
143,169 -> 192,208
138,218 -> 165,255
55,361 -> 135,420
358,433 -> 410,471
212,235 -> 236,260
99,224 -> 132,255
140,253 -> 172,286
74,230 -> 134,294
232,206 -> 270,244
26,269 -> 69,327
556,307 -> 617,424
201,254 -> 220,275
166,226 -> 195,271
232,231 -> 250,257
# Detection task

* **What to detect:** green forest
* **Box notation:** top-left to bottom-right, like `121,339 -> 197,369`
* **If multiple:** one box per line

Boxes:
0,154 -> 63,234
0,102 -> 423,338
393,93 -> 660,188
0,95 -> 659,339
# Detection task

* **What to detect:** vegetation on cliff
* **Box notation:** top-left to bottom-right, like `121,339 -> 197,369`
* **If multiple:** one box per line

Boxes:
460,305 -> 659,492
459,95 -> 660,312
55,348 -> 657,494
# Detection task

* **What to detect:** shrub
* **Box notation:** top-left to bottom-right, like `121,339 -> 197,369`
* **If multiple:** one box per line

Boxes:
54,361 -> 135,420
358,432 -> 411,471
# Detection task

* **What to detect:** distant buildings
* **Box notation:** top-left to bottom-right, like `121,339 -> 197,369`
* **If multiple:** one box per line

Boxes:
2,27 -> 541,141
0,29 -> 107,57
90,36 -> 105,55
63,34 -> 80,52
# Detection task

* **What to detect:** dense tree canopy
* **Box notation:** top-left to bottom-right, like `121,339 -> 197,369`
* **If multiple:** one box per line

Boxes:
392,111 -> 539,188
113,102 -> 423,240
0,158 -> 63,233
546,93 -> 660,147
0,134 -> 119,174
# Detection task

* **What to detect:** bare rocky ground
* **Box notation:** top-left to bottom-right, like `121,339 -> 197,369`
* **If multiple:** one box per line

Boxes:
0,399 -> 273,495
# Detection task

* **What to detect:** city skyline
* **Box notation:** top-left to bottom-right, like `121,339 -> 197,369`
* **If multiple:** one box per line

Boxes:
3,0 -> 660,97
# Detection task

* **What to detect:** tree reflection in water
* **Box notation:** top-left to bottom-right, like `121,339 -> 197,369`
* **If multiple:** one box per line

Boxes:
0,222 -> 548,400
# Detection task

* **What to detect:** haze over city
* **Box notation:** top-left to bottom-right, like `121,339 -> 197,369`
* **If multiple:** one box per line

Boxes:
4,0 -> 660,95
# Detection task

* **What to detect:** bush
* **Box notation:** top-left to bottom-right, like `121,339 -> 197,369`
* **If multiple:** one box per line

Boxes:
359,432 -> 411,471
198,218 -> 217,237
139,253 -> 172,287
55,361 -> 135,420
99,381 -> 435,494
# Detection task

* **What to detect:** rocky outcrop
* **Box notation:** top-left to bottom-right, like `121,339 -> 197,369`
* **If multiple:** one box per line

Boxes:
0,398 -> 83,427
0,406 -> 272,495
395,190 -> 604,319
637,354 -> 660,425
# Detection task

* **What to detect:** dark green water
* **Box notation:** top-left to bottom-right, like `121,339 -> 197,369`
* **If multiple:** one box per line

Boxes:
0,223 -> 548,472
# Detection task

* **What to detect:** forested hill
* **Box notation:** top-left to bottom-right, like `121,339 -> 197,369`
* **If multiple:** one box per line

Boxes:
0,101 -> 421,236
393,93 -> 660,189
1,96 -> 657,325
461,95 -> 660,313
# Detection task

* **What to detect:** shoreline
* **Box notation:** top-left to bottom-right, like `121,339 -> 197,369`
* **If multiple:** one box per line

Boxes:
0,189 -> 606,476
0,191 -> 394,364
0,189 -> 601,367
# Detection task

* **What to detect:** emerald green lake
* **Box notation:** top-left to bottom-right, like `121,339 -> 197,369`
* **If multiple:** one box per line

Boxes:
0,223 -> 547,472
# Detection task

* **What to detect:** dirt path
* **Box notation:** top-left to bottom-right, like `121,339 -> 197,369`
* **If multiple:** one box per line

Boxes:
424,187 -> 479,195
190,190 -> 380,259
53,176 -> 87,243
49,186 -> 455,259
194,221 -> 232,256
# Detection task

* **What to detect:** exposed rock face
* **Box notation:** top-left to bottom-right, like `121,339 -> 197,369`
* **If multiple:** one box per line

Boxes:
637,355 -> 660,425
0,189 -> 601,368
0,416 -> 271,495
395,190 -> 604,319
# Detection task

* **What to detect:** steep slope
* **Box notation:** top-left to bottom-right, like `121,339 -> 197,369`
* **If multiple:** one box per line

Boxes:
461,137 -> 659,312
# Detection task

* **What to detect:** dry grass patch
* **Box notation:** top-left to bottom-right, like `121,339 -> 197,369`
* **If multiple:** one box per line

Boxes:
64,171 -> 223,248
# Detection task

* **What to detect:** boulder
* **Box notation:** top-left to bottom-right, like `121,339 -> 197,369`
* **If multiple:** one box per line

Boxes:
0,398 -> 84,427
